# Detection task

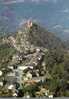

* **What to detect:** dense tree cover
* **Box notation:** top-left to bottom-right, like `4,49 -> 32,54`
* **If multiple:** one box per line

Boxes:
0,44 -> 16,79
0,44 -> 16,67
44,48 -> 69,96
17,83 -> 40,97
29,23 -> 65,49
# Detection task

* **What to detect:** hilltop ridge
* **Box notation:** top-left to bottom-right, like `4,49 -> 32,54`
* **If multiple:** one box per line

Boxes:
7,20 -> 65,53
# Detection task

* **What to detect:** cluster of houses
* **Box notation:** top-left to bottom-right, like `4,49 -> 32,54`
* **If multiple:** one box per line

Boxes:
0,46 -> 54,98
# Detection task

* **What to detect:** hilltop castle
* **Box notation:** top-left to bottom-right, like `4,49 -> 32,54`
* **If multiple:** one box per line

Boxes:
26,20 -> 33,28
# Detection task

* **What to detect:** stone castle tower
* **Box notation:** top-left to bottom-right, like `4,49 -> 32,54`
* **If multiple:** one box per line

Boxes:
27,20 -> 33,28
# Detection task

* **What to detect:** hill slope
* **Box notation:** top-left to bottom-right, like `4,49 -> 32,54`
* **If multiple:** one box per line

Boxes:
0,21 -> 68,97
14,21 -> 65,53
